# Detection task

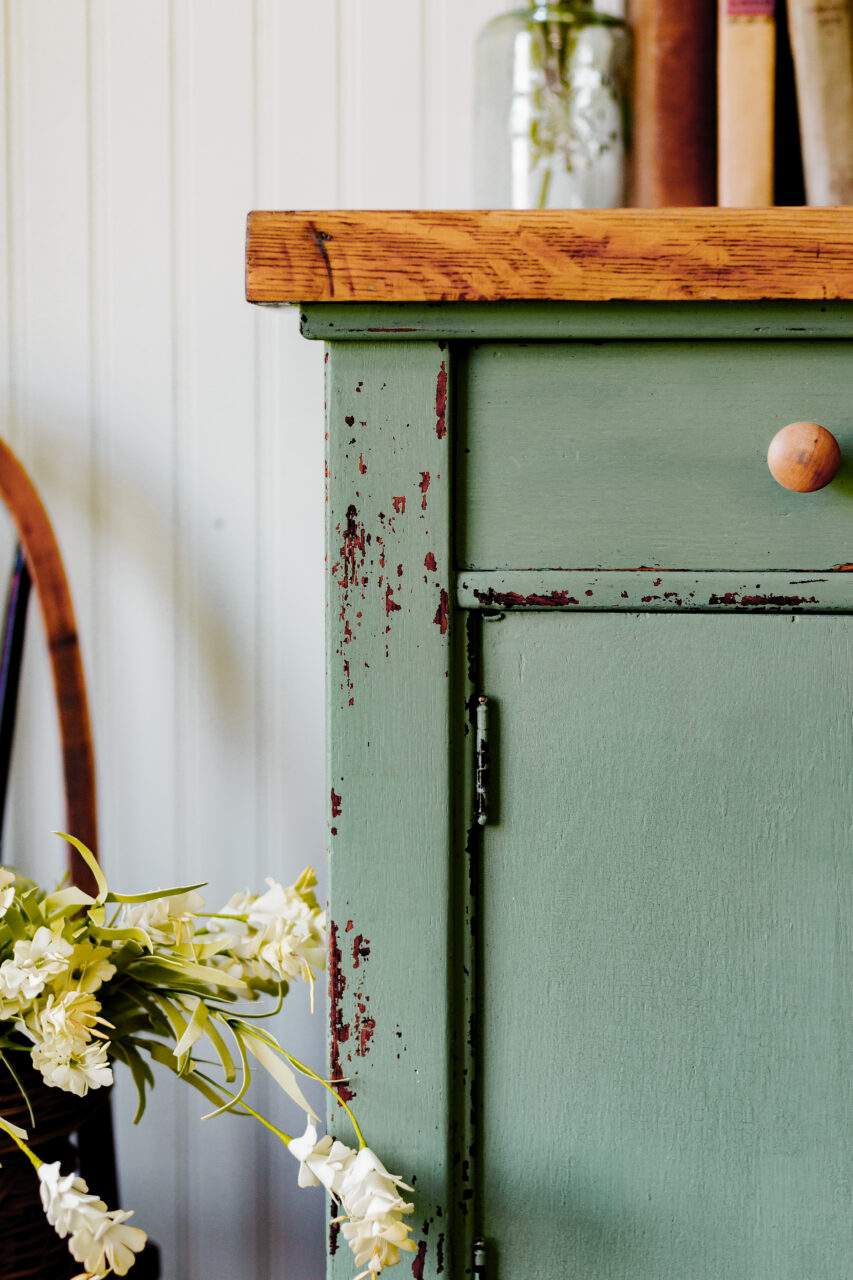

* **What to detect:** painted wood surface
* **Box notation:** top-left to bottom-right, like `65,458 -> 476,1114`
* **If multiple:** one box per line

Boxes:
480,610 -> 853,1278
458,340 -> 853,572
246,209 -> 853,304
300,299 -> 853,341
325,342 -> 455,1280
457,570 -> 853,612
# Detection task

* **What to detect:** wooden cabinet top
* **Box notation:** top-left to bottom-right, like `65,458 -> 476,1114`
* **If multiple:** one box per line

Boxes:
246,209 -> 853,305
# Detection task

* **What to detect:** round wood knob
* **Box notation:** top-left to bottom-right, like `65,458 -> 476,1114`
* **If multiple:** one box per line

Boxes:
767,421 -> 841,492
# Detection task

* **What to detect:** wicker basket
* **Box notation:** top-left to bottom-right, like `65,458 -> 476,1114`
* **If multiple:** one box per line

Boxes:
0,1058 -> 109,1279
0,438 -> 159,1278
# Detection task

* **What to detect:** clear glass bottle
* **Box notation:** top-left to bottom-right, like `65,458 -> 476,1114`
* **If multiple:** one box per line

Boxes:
474,1 -> 631,209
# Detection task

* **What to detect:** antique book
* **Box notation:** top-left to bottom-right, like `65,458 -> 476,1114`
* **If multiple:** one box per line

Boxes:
628,0 -> 717,206
787,0 -> 853,204
718,0 -> 776,205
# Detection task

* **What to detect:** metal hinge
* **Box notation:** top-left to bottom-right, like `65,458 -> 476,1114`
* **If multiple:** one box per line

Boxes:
473,1238 -> 488,1279
475,696 -> 489,825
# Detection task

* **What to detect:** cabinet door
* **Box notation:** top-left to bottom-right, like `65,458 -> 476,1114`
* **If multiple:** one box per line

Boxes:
479,610 -> 853,1279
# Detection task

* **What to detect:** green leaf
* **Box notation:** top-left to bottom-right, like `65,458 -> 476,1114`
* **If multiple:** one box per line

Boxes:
145,991 -> 190,1047
43,886 -> 95,913
199,1023 -> 252,1119
88,922 -> 153,951
203,1013 -> 236,1084
242,1029 -> 319,1122
104,882 -> 207,905
55,833 -> 108,904
128,955 -> 249,994
143,1041 -> 234,1112
0,1052 -> 34,1128
110,1040 -> 154,1124
174,998 -> 209,1061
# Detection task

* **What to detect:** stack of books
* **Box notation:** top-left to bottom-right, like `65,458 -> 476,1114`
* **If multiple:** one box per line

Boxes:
628,0 -> 853,206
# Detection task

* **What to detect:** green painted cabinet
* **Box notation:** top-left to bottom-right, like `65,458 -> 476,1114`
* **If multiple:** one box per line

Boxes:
312,300 -> 853,1280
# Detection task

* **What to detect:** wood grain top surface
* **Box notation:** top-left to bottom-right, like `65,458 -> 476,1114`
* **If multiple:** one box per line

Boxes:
246,209 -> 853,304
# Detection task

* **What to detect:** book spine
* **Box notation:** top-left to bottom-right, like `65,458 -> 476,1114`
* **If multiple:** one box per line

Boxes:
718,0 -> 776,206
787,0 -> 853,205
628,0 -> 717,207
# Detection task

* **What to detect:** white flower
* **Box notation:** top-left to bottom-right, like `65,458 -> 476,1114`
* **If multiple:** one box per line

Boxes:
0,925 -> 74,1014
118,889 -> 205,944
59,943 -> 117,994
224,875 -> 327,987
289,1122 -> 356,1195
289,1124 -> 416,1277
32,1035 -> 113,1096
25,989 -> 104,1049
37,1161 -> 146,1276
0,867 -> 16,917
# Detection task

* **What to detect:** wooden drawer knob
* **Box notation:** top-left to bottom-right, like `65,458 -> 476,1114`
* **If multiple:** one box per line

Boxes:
767,422 -> 841,492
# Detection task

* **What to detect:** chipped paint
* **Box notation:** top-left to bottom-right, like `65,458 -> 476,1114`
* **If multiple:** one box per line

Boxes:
392,496 -> 407,514
412,1240 -> 428,1280
433,588 -> 450,635
419,471 -> 431,510
425,552 -> 437,572
352,934 -> 371,968
386,584 -> 402,616
329,921 -> 354,1103
436,1234 -> 445,1273
473,588 -> 579,608
358,453 -> 367,475
435,362 -> 447,439
331,789 -> 342,819
359,1016 -> 376,1056
707,592 -> 818,608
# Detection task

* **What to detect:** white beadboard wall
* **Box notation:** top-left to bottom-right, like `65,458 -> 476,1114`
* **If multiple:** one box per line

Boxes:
0,0 -> 557,1276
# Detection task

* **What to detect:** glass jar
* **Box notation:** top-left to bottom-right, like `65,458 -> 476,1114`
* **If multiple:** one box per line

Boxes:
474,1 -> 631,209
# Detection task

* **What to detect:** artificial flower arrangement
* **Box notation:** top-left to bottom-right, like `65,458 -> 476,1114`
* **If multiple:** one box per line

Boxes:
0,834 -> 416,1280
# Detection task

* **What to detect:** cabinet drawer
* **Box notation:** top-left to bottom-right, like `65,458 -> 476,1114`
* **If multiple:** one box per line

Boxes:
457,341 -> 853,571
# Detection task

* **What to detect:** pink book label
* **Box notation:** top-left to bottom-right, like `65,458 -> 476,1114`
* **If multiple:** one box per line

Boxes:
726,0 -> 775,14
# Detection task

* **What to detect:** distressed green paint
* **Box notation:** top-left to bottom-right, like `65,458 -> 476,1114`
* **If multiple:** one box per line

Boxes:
325,342 -> 454,1280
457,570 -> 853,611
458,340 -> 853,571
480,610 -> 853,1278
318,298 -> 853,1280
300,300 -> 853,342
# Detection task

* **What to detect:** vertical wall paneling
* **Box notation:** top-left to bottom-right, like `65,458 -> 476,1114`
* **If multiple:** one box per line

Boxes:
339,0 -> 425,207
7,0 -> 91,894
178,2 -> 262,1275
253,1 -> 334,1273
86,1 -> 184,1270
1,2 -> 527,1276
424,0 -> 516,208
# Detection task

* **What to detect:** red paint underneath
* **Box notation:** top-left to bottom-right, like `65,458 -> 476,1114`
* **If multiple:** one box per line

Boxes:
392,495 -> 406,514
474,589 -> 579,608
433,588 -> 449,635
708,592 -> 818,608
329,922 -> 354,1103
331,789 -> 342,819
424,552 -> 437,572
412,1240 -> 428,1279
386,584 -> 402,615
419,471 -> 431,510
435,362 -> 447,439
